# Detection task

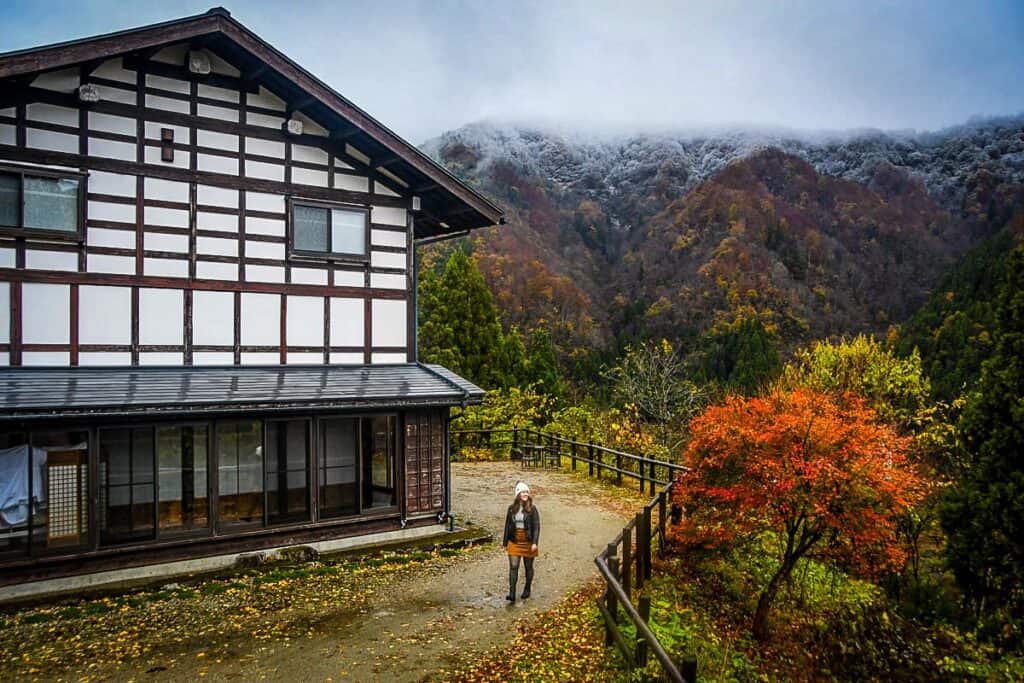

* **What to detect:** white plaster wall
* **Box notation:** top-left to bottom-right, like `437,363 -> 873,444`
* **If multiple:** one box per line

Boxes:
244,241 -> 285,260
371,206 -> 407,227
197,184 -> 238,208
26,103 -> 77,127
245,138 -> 285,158
333,174 -> 369,193
89,138 -> 136,162
195,261 -> 238,280
371,299 -> 406,347
245,265 -> 284,283
139,352 -> 183,365
240,352 -> 279,365
79,352 -> 131,366
144,233 -> 189,253
245,191 -> 285,213
197,103 -> 238,122
240,293 -> 280,346
197,211 -> 238,233
144,178 -> 189,203
25,250 -> 77,272
138,288 -> 183,345
371,229 -> 406,248
333,270 -> 364,287
290,268 -> 327,285
88,171 -> 136,197
197,83 -> 238,102
245,217 -> 285,236
292,145 -> 329,165
22,283 -> 69,343
87,228 -> 135,249
246,112 -> 285,129
371,251 -> 406,270
144,146 -> 190,169
22,352 -> 70,366
88,200 -> 135,224
0,249 -> 14,268
32,68 -> 80,92
145,122 -> 190,145
371,353 -> 407,364
146,74 -> 190,94
79,285 -> 131,344
370,273 -> 406,290
93,85 -> 136,106
250,87 -> 285,110
197,129 -> 239,152
197,153 -> 239,175
0,125 -> 15,146
286,352 -> 323,365
286,296 -> 323,346
193,352 -> 234,365
196,237 -> 237,257
292,168 -> 328,187
329,298 -> 363,347
0,283 -> 8,343
88,112 -> 136,137
87,254 -> 135,275
143,258 -> 187,278
143,206 -> 189,228
145,94 -> 189,114
26,128 -> 77,154
193,291 -> 234,346
329,352 -> 363,364
91,58 -> 135,84
245,160 -> 284,182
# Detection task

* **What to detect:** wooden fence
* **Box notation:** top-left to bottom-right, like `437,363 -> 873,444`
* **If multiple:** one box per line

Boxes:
451,427 -> 697,682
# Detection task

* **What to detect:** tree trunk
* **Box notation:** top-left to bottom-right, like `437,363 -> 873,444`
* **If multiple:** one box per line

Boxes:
752,559 -> 794,641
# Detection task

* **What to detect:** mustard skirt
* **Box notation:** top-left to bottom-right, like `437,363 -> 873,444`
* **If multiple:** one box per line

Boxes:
507,528 -> 538,558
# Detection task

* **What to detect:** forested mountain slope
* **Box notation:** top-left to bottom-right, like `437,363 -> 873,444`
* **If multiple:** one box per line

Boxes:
421,117 -> 1024,369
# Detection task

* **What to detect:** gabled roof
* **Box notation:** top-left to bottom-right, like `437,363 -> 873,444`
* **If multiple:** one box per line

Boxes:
0,364 -> 485,421
0,7 -> 503,239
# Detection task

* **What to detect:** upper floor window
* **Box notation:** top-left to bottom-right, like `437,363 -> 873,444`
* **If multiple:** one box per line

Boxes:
0,165 -> 85,240
290,199 -> 368,260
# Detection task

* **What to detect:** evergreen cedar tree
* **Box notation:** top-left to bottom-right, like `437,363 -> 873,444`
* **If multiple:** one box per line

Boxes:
941,243 -> 1024,625
671,388 -> 924,640
418,248 -> 562,394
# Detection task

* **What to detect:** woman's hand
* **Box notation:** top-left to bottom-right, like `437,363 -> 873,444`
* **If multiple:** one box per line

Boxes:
531,544 -> 538,552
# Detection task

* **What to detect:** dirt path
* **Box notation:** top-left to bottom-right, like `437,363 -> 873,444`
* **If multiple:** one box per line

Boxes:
146,462 -> 631,681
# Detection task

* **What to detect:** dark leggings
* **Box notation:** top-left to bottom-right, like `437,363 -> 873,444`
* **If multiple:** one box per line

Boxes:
508,554 -> 535,591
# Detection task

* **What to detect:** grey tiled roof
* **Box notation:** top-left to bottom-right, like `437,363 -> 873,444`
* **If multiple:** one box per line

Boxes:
0,363 -> 485,420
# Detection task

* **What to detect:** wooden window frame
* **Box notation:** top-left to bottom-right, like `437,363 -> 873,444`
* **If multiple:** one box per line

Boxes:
0,163 -> 87,242
287,197 -> 370,264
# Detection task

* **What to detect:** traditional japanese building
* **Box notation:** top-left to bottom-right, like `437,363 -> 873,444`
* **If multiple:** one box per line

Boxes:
0,8 -> 502,598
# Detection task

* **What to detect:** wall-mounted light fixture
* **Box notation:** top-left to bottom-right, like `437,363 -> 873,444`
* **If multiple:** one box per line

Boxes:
188,51 -> 212,75
77,84 -> 100,103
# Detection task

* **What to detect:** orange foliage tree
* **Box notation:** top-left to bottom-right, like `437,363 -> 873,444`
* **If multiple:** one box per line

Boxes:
671,388 -> 925,640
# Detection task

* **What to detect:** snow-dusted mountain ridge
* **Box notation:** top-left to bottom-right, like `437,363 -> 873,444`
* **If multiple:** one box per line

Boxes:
423,115 -> 1024,212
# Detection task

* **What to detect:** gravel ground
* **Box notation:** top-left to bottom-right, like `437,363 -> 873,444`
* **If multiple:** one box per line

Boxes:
73,462 -> 633,682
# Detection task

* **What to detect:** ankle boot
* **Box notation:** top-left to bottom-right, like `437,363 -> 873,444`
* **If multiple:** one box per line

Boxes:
522,565 -> 533,599
507,567 -> 518,603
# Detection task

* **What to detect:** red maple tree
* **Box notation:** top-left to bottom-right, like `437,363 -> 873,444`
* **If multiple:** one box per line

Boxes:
671,388 -> 924,640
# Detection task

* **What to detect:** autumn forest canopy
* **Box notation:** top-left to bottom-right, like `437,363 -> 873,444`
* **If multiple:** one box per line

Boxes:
420,119 -> 1024,678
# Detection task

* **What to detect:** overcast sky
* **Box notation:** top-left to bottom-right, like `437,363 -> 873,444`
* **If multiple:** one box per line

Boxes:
2,1 -> 1022,145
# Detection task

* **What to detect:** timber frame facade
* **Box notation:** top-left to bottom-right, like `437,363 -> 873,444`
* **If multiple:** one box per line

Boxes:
0,8 -> 501,590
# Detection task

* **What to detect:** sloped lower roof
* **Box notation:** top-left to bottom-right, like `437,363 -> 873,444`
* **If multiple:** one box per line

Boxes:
0,364 -> 484,421
0,7 -> 502,238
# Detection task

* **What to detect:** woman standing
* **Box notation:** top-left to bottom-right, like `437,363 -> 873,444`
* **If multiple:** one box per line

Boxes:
503,481 -> 540,603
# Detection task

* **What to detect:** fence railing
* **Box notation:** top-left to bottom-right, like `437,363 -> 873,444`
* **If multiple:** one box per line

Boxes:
450,427 -> 696,682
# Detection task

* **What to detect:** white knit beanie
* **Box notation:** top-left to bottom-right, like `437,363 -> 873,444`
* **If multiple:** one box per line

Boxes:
514,481 -> 530,497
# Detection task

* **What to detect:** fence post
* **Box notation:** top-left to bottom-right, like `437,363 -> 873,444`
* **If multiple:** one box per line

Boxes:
634,511 -> 646,592
649,460 -> 656,495
589,442 -> 596,478
571,440 -> 577,471
637,595 -> 651,668
658,491 -> 667,556
639,456 -> 646,493
681,655 -> 698,683
512,427 -> 518,459
642,505 -> 653,581
621,525 -> 632,599
616,452 -> 623,486
605,544 -> 619,646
